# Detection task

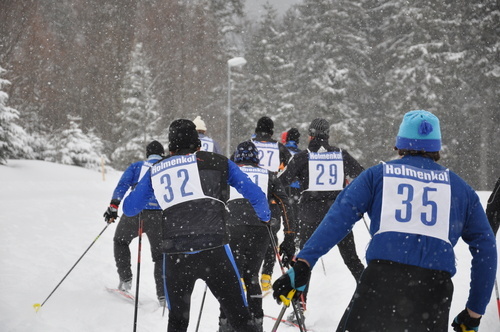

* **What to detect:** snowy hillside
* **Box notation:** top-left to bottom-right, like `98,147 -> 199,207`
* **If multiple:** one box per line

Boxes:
1,160 -> 499,331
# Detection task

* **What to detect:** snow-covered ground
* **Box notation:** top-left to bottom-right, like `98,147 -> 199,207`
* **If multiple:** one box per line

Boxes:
1,159 -> 499,331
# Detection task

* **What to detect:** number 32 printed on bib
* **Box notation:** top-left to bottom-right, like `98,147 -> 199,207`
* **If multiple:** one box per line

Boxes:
378,163 -> 451,244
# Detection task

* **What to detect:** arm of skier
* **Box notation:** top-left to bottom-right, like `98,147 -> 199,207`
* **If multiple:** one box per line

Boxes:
122,168 -> 155,217
460,191 -> 497,315
486,177 -> 500,235
112,162 -> 141,201
227,160 -> 271,222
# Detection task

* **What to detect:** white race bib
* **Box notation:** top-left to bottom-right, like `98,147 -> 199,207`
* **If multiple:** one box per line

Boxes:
150,154 -> 209,209
378,163 -> 451,244
229,166 -> 268,201
200,137 -> 215,152
253,141 -> 280,172
307,151 -> 344,191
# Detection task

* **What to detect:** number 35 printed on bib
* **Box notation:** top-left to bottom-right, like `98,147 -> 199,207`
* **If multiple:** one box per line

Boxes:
378,163 -> 451,244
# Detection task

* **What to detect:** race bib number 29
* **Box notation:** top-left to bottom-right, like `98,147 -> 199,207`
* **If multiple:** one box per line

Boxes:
307,151 -> 344,191
378,163 -> 451,243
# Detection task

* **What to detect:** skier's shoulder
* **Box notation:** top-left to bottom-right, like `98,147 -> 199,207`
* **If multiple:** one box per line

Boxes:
196,150 -> 229,170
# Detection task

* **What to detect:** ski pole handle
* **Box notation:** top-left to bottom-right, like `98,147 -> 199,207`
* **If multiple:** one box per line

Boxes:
279,289 -> 296,307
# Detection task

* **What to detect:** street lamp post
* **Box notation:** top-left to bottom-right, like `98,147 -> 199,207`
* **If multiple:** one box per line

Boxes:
227,57 -> 247,156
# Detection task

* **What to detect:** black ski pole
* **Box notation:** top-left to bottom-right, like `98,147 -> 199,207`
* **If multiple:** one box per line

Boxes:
266,225 -> 306,332
133,217 -> 144,332
195,283 -> 208,332
33,223 -> 110,312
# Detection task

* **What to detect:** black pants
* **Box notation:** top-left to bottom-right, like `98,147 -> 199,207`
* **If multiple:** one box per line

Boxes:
113,210 -> 163,297
164,245 -> 257,332
227,225 -> 270,319
337,260 -> 453,332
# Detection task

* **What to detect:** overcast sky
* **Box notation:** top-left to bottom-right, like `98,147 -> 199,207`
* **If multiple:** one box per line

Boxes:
245,0 -> 302,18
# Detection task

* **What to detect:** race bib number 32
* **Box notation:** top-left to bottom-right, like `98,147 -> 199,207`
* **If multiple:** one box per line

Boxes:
379,163 -> 451,243
150,154 -> 206,209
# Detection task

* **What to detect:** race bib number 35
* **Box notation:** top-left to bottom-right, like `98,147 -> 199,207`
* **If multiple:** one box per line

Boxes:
378,163 -> 451,243
150,154 -> 206,209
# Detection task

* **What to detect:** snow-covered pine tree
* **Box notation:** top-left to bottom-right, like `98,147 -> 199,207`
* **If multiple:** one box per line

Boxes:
0,66 -> 33,164
286,0 -> 370,158
46,117 -> 103,169
243,3 -> 295,136
112,42 -> 160,170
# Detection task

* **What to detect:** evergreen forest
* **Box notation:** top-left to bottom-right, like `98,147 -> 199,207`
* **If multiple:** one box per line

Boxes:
0,0 -> 498,190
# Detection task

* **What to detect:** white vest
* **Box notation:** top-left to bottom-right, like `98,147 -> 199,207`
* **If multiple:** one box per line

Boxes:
252,141 -> 280,172
150,154 -> 220,209
306,150 -> 344,191
229,166 -> 268,201
378,163 -> 451,244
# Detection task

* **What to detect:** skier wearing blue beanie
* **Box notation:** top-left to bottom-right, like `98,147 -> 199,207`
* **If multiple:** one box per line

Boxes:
273,110 -> 497,332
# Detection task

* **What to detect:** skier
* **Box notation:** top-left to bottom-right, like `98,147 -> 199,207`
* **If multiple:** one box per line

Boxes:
486,177 -> 500,235
221,140 -> 296,332
103,140 -> 165,304
122,119 -> 270,332
277,118 -> 365,323
249,116 -> 292,293
273,110 -> 497,332
193,115 -> 223,154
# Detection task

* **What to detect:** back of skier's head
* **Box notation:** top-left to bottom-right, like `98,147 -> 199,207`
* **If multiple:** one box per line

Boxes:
168,119 -> 201,154
255,116 -> 274,136
234,141 -> 260,165
146,140 -> 164,157
192,115 -> 207,133
286,128 -> 300,143
394,110 -> 441,161
309,118 -> 330,140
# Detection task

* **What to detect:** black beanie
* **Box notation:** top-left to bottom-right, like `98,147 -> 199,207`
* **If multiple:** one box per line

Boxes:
309,118 -> 330,138
286,128 -> 300,143
146,140 -> 164,157
168,119 -> 201,152
255,116 -> 274,135
234,141 -> 260,164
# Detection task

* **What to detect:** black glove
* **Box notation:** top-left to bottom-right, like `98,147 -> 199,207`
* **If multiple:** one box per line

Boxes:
104,199 -> 120,223
451,308 -> 481,332
279,233 -> 295,268
272,260 -> 311,305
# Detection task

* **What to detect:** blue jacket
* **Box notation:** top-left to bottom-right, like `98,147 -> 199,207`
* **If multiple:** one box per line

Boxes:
111,155 -> 162,210
297,155 -> 497,314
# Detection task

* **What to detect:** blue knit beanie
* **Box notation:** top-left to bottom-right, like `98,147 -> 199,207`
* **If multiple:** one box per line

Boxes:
234,141 -> 260,164
395,110 -> 441,152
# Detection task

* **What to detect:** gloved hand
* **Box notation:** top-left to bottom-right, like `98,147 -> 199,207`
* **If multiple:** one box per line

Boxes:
451,308 -> 481,332
279,233 -> 295,268
272,260 -> 311,306
104,199 -> 120,223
